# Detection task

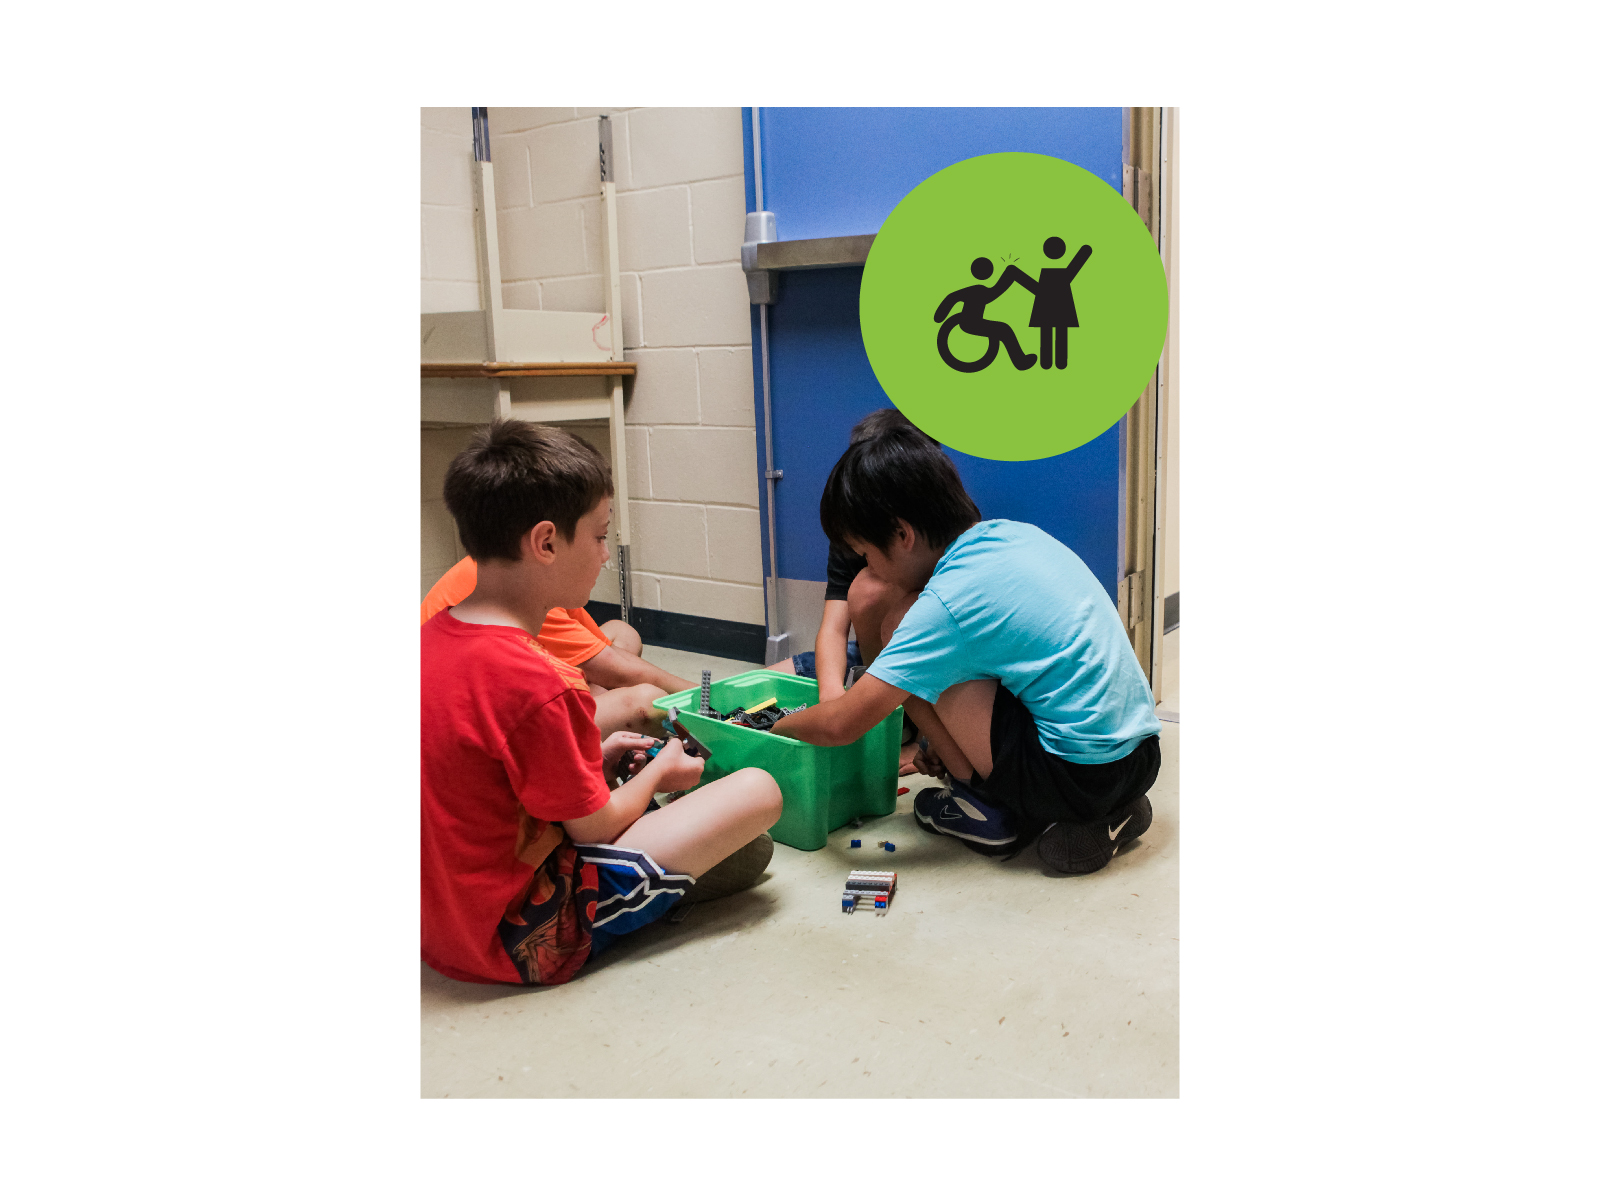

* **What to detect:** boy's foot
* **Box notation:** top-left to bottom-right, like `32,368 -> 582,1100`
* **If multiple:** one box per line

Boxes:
898,743 -> 919,775
680,832 -> 774,904
1036,794 -> 1153,876
913,778 -> 1018,856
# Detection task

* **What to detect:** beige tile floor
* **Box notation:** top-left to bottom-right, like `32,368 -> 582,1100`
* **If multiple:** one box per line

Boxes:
421,643 -> 1180,1098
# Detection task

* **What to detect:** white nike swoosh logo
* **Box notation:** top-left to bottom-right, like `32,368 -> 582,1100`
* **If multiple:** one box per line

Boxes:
1108,815 -> 1132,840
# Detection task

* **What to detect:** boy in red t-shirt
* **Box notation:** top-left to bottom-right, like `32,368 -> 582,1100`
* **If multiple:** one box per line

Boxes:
422,420 -> 783,986
421,556 -> 698,740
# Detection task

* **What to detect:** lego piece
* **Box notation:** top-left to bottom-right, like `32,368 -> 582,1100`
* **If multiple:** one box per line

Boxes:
699,670 -> 713,717
720,701 -> 806,734
850,839 -> 861,848
841,893 -> 857,913
897,787 -> 910,796
883,842 -> 896,852
845,869 -> 897,887
661,705 -> 714,760
670,719 -> 713,760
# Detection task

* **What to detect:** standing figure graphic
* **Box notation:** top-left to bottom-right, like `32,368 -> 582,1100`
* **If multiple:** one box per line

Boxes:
998,237 -> 1093,370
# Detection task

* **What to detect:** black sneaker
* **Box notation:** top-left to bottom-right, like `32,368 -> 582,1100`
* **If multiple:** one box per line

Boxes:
1036,794 -> 1153,875
913,778 -> 1018,857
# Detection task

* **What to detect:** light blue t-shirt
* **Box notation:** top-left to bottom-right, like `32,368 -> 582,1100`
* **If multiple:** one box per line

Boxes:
867,520 -> 1159,764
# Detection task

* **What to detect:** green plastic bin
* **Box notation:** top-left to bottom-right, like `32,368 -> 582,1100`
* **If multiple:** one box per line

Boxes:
652,669 -> 903,851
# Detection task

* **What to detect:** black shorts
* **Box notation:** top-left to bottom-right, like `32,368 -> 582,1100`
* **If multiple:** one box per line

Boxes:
982,684 -> 1160,842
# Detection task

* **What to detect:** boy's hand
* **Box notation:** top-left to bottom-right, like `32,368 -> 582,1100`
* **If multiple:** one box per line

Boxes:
914,738 -> 947,780
651,736 -> 706,793
602,731 -> 657,781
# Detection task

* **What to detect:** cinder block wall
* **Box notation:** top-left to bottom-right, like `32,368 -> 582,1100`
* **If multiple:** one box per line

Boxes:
420,107 -> 479,599
488,107 -> 762,627
419,107 -> 764,627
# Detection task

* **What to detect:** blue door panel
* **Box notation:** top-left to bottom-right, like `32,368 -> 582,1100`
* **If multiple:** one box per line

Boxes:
744,107 -> 1127,611
760,107 -> 1123,242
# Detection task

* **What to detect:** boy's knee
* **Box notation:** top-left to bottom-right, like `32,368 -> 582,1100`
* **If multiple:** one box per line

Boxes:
734,768 -> 784,825
847,568 -> 891,614
627,683 -> 665,722
602,620 -> 643,656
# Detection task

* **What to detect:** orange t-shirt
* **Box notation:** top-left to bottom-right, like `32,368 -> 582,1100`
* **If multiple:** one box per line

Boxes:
420,557 -> 611,667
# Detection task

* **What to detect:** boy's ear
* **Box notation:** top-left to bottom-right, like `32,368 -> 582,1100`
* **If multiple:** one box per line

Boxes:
522,520 -> 560,564
895,518 -> 917,550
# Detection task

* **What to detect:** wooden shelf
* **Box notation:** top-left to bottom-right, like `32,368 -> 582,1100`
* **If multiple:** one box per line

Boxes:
422,361 -> 636,379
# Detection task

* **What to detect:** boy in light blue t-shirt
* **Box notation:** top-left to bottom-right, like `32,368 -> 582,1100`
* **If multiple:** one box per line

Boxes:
771,425 -> 1161,874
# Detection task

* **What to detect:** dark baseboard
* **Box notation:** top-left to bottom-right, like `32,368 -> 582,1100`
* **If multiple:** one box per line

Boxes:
1163,591 -> 1179,635
586,601 -> 767,664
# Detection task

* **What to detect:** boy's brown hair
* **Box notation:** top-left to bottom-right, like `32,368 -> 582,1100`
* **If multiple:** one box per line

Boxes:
443,419 -> 613,562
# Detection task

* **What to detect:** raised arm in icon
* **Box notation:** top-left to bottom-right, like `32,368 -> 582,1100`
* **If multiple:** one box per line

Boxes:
995,264 -> 1039,297
1063,244 -> 1093,281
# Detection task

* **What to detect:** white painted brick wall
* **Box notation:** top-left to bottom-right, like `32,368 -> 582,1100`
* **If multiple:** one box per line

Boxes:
420,107 -> 479,315
417,107 -> 764,626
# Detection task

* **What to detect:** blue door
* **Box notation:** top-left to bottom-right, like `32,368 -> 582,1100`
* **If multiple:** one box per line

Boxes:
743,107 -> 1129,658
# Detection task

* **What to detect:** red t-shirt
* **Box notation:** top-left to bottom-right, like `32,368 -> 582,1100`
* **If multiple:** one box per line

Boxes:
421,610 -> 613,985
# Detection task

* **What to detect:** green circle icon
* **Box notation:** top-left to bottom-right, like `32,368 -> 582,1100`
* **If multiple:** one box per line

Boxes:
860,153 -> 1168,461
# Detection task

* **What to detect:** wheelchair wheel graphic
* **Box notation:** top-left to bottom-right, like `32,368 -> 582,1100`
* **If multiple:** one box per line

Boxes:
936,315 -> 1000,374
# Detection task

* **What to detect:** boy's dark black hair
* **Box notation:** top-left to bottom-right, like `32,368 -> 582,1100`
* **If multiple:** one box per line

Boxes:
848,406 -> 939,447
820,425 -> 980,553
443,419 -> 613,562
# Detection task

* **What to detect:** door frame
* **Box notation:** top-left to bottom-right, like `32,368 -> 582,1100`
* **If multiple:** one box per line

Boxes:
1119,106 -> 1178,698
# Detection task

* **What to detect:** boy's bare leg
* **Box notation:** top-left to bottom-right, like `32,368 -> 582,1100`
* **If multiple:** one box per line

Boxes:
591,683 -> 669,738
611,768 -> 783,878
582,645 -> 694,695
848,569 -> 904,666
903,681 -> 996,781
881,595 -> 996,781
599,619 -> 643,656
768,657 -> 797,674
592,619 -> 693,691
853,572 -> 918,769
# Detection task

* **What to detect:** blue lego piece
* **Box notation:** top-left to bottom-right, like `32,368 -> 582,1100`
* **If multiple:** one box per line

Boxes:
850,838 -> 861,848
841,893 -> 857,913
883,842 -> 896,852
